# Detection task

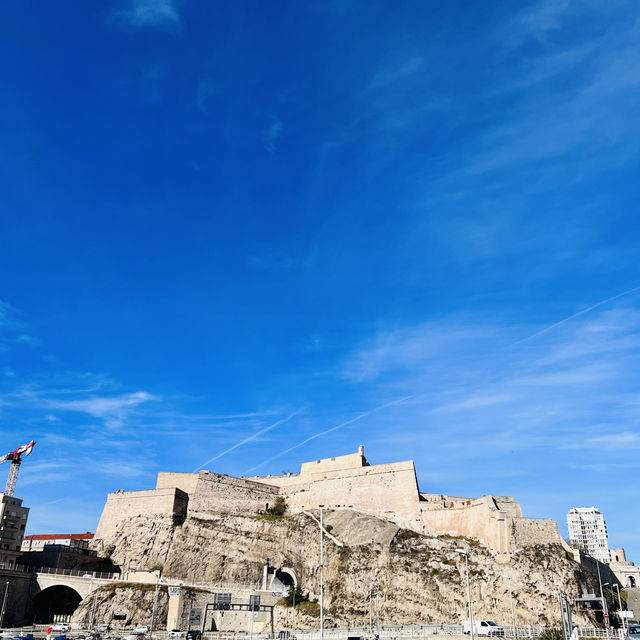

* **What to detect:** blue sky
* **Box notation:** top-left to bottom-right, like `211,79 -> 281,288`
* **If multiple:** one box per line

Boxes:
1,0 -> 640,560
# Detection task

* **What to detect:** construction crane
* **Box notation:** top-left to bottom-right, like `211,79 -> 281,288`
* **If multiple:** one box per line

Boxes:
0,440 -> 36,496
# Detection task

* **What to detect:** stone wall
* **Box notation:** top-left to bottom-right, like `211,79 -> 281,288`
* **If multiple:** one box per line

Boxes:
420,497 -> 511,552
511,517 -> 564,548
299,449 -> 367,476
188,472 -> 280,517
284,461 -> 421,521
0,571 -> 32,625
94,488 -> 188,541
156,472 -> 200,496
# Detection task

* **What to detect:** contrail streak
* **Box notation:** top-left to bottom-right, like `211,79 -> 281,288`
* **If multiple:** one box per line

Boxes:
242,395 -> 414,475
193,412 -> 298,472
504,286 -> 640,350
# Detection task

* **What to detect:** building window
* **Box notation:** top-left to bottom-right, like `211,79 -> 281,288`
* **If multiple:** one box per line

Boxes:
213,593 -> 231,610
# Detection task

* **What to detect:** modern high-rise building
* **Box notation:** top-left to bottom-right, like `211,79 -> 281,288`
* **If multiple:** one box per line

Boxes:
567,506 -> 609,563
0,493 -> 29,566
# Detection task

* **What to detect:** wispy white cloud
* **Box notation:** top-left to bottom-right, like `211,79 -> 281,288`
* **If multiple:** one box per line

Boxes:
46,391 -> 156,430
586,431 -> 640,450
115,0 -> 182,30
243,395 -> 414,475
193,412 -> 299,472
264,121 -> 283,152
196,78 -> 216,113
0,299 -> 38,351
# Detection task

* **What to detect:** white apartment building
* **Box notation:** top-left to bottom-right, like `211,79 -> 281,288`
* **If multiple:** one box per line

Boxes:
567,506 -> 610,563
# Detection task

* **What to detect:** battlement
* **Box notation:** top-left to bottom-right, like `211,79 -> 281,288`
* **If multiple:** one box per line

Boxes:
299,445 -> 369,476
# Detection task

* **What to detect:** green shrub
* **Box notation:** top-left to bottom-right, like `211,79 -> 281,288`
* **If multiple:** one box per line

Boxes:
539,628 -> 564,640
266,496 -> 288,516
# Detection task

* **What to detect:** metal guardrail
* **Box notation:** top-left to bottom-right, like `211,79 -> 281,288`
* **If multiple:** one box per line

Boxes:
0,625 -> 631,640
34,568 -> 120,580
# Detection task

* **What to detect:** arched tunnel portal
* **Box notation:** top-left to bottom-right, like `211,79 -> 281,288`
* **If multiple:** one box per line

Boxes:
32,585 -> 83,623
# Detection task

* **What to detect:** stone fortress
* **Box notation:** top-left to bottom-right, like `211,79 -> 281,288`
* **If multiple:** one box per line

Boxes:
95,446 -> 566,555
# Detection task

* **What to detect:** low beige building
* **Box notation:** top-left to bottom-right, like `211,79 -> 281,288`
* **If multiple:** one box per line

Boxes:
609,548 -> 640,588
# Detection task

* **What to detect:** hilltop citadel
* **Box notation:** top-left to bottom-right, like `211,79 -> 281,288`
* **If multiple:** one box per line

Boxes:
95,445 -> 565,555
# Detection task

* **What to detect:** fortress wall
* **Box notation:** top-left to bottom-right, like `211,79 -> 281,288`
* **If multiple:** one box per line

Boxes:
511,517 -> 564,547
300,451 -> 366,476
302,459 -> 410,482
494,497 -> 522,518
249,473 -> 304,488
156,472 -> 200,495
284,461 -> 421,520
188,472 -> 280,516
94,488 -> 188,541
420,500 -> 511,552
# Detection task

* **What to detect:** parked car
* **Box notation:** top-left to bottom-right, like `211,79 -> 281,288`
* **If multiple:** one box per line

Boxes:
169,631 -> 185,638
51,625 -> 70,633
463,621 -> 504,636
185,632 -> 202,640
628,625 -> 640,640
132,628 -> 149,635
95,626 -> 110,633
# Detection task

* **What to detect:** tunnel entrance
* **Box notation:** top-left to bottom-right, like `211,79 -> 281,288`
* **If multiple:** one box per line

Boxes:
270,568 -> 295,595
32,586 -> 82,623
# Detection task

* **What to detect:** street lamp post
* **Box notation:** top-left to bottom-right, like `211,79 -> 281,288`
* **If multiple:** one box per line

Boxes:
502,576 -> 518,640
612,584 -> 626,635
150,574 -> 166,637
88,577 -> 97,631
0,581 -> 9,629
597,566 -> 610,640
319,505 -> 324,640
456,549 -> 474,640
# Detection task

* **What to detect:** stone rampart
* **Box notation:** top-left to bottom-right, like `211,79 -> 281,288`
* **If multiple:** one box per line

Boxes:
420,497 -> 511,552
284,460 -> 420,521
94,488 -> 188,541
188,472 -> 280,516
511,517 -> 564,548
156,472 -> 200,496
300,449 -> 367,476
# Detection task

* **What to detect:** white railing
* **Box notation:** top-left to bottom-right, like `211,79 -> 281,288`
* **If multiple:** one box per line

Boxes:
1,624 -> 628,640
36,567 -> 120,580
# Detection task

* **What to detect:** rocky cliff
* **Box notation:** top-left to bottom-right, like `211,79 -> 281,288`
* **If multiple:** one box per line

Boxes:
88,508 -> 599,628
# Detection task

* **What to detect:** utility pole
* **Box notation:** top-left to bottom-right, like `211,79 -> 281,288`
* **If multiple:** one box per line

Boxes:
596,564 -> 610,640
319,505 -> 324,640
150,573 -> 165,636
612,584 -> 626,635
0,581 -> 9,628
375,581 -> 380,639
503,576 -> 517,640
456,550 -> 474,640
88,578 -> 97,631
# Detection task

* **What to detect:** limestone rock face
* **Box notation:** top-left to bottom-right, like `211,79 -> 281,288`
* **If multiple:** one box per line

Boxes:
91,509 -> 598,628
73,583 -> 169,629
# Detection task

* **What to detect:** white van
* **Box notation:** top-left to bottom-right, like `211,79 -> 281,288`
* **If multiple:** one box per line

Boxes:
463,621 -> 504,636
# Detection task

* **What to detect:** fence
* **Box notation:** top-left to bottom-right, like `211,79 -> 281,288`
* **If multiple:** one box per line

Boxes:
35,567 -> 120,580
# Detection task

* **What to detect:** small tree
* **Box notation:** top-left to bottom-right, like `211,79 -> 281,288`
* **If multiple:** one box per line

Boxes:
267,496 -> 287,516
283,584 -> 308,607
